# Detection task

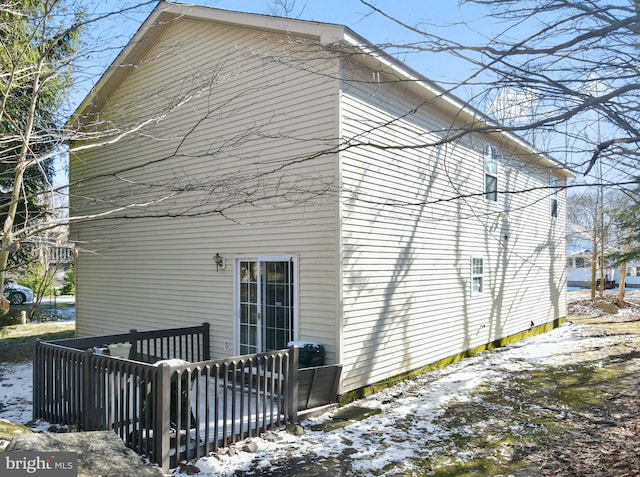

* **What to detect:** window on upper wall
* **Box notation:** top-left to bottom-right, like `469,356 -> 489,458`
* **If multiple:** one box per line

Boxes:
471,257 -> 484,295
550,177 -> 558,218
484,144 -> 497,201
575,257 -> 588,268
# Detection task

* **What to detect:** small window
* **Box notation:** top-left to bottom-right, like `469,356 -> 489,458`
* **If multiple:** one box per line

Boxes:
471,257 -> 484,295
550,177 -> 558,218
484,145 -> 497,201
575,257 -> 588,268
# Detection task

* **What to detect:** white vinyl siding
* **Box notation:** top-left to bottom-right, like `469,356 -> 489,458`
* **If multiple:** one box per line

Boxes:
338,64 -> 567,392
71,19 -> 341,363
71,8 -> 568,398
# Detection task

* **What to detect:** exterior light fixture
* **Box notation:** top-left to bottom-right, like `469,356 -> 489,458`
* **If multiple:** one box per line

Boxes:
214,253 -> 226,271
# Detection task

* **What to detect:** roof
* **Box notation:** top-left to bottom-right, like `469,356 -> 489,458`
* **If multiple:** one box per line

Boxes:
71,0 -> 573,178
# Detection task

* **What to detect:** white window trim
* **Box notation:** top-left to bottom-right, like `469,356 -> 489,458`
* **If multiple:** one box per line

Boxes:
471,256 -> 485,296
484,145 -> 498,202
550,177 -> 559,219
232,255 -> 299,355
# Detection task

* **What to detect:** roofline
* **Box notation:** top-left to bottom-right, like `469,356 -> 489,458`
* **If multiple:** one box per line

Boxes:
338,29 -> 572,178
71,0 -> 573,178
71,1 -> 348,119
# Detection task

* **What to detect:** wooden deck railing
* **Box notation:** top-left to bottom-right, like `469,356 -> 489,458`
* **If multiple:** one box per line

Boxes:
47,246 -> 74,265
44,323 -> 211,363
33,324 -> 301,472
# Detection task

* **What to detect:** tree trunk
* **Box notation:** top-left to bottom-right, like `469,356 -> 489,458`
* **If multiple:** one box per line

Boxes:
617,231 -> 631,307
590,236 -> 597,300
0,53 -> 44,312
617,262 -> 627,307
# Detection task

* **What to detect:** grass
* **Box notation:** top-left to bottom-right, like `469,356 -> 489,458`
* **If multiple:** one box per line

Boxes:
573,315 -> 640,334
406,330 -> 640,476
0,419 -> 31,442
312,314 -> 640,476
0,321 -> 75,363
393,360 -> 631,476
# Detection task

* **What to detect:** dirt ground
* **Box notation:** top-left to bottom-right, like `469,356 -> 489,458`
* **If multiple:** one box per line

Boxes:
3,294 -> 640,476
229,292 -> 640,477
517,293 -> 640,477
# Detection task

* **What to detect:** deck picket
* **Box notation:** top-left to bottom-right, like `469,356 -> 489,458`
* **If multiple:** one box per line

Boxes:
33,324 -> 303,473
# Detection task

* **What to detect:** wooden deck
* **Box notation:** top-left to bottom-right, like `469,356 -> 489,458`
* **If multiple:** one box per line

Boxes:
33,324 -> 341,472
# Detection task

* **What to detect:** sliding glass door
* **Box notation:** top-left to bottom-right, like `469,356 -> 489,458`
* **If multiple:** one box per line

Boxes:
236,257 -> 297,355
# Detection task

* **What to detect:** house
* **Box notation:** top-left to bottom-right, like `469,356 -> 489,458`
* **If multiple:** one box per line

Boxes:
566,223 -> 597,288
615,265 -> 640,288
68,1 -> 571,396
566,223 -> 617,289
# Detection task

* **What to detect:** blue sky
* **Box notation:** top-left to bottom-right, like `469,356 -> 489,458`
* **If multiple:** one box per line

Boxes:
55,0 -> 501,186
209,0 -> 491,80
68,0 -> 495,110
60,1 -> 629,188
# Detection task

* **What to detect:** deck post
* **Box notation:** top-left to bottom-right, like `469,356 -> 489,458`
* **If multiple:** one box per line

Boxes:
154,362 -> 171,473
129,329 -> 139,361
202,322 -> 210,361
287,346 -> 299,422
81,348 -> 95,430
33,339 -> 42,421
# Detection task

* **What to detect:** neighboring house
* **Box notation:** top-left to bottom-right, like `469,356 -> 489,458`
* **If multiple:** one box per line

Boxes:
566,223 -> 598,288
69,2 -> 571,395
567,223 -> 594,256
566,249 -> 617,289
566,249 -> 596,288
566,223 -> 619,289
614,265 -> 640,288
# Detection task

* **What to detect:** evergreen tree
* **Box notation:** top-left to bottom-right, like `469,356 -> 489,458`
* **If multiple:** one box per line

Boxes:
0,0 -> 83,304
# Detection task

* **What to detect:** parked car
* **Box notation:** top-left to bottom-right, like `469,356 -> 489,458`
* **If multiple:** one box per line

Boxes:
3,283 -> 34,305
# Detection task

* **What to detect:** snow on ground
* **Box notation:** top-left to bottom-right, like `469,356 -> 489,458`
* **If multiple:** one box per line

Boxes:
0,361 -> 51,450
0,362 -> 33,425
183,321 -> 624,476
0,308 -> 633,476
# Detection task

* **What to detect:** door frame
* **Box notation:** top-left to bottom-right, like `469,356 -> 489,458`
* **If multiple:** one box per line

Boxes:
232,255 -> 299,355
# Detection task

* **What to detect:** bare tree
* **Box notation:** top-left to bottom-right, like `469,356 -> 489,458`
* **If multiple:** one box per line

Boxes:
266,0 -> 308,18
9,0 -> 621,312
567,188 -> 619,298
358,0 -> 640,182
609,186 -> 640,304
0,0 -> 159,308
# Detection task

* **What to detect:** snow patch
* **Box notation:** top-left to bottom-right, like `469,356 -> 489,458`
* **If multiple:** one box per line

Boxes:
0,317 -> 629,476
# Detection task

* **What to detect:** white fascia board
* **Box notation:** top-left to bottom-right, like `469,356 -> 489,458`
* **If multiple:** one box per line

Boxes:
339,30 -> 573,178
160,1 -> 346,42
70,1 -> 347,124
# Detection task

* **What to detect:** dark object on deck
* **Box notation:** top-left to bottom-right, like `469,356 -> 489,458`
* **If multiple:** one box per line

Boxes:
289,341 -> 325,368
